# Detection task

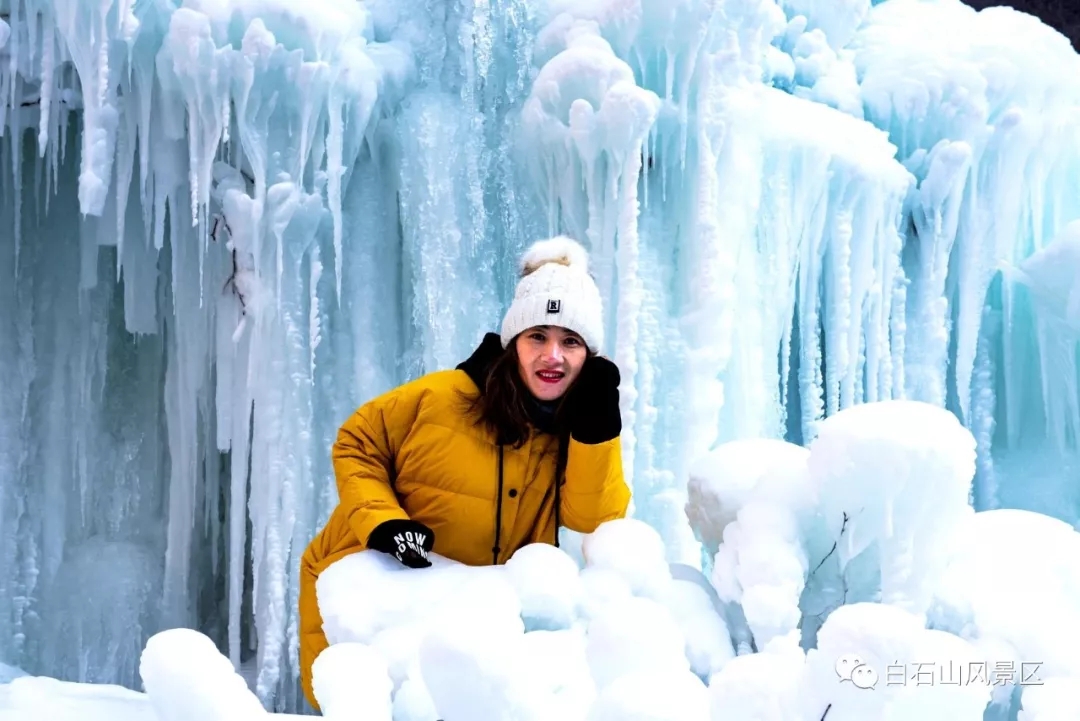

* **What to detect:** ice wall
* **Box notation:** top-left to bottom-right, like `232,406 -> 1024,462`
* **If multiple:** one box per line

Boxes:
774,0 -> 1080,512
0,0 -> 1077,713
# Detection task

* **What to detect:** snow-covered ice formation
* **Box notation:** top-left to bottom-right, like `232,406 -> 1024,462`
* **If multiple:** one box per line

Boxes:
3,401 -> 1069,721
0,0 -> 1078,715
685,400 -> 1080,720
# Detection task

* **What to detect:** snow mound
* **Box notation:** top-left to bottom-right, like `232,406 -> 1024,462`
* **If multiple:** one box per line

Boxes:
139,627 -> 268,721
1020,677 -> 1080,721
808,400 -> 976,610
0,662 -> 28,683
589,669 -> 709,721
928,508 -> 1080,681
686,438 -> 813,556
308,519 -> 732,720
689,400 -> 977,651
585,595 -> 689,688
0,674 -> 311,721
803,602 -> 993,721
661,574 -> 737,679
687,399 -> 1080,719
311,642 -> 393,719
580,518 -> 672,600
504,542 -> 583,631
708,640 -> 805,720
1,676 -> 156,721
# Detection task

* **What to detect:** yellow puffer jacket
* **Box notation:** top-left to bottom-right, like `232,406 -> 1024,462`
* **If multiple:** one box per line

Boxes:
298,335 -> 631,710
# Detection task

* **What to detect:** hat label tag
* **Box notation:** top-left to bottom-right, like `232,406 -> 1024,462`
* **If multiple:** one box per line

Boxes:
546,299 -> 561,314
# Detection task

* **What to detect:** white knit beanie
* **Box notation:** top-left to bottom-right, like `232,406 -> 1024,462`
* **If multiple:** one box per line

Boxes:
500,236 -> 604,353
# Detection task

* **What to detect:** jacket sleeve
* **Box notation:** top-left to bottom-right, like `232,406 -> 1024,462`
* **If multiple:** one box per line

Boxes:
332,385 -> 420,547
559,436 -> 631,533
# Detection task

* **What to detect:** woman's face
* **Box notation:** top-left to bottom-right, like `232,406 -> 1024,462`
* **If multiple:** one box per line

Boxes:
515,325 -> 588,401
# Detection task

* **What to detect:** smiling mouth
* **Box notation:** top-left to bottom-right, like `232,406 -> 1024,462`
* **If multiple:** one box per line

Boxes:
536,370 -> 565,384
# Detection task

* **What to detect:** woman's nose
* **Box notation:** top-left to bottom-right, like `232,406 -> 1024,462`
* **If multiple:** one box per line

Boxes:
543,340 -> 563,361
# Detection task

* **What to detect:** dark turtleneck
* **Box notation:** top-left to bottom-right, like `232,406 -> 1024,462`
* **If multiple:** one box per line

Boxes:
526,395 -> 559,435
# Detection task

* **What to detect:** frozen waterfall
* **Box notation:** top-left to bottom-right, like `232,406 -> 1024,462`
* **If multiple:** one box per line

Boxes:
0,0 -> 1078,713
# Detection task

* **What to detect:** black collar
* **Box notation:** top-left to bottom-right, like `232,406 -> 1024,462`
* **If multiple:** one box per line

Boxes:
456,332 -> 504,390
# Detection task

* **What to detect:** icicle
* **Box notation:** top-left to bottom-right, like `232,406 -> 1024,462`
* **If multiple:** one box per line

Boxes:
37,21 -> 54,152
225,326 -> 253,669
325,38 -> 389,304
10,72 -> 22,263
904,141 -> 971,406
798,206 -> 827,443
114,79 -> 136,281
679,57 -> 734,456
48,0 -> 121,216
3,0 -> 19,133
603,79 -> 660,487
309,244 -> 323,380
890,271 -> 908,400
824,200 -> 854,417
325,88 -> 345,302
612,152 -> 642,482
221,91 -> 230,146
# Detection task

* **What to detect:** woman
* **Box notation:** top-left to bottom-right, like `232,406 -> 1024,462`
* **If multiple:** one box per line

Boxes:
298,236 -> 631,710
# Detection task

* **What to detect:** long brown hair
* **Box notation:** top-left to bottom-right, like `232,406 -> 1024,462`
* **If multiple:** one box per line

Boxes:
461,338 -> 592,448
464,342 -> 543,447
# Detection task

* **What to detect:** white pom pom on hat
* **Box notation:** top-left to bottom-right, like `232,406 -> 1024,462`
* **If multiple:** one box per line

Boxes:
500,235 -> 605,353
519,236 -> 590,275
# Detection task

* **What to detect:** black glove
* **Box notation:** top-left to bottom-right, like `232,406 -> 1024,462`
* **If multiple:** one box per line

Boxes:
367,519 -> 435,569
565,356 -> 622,445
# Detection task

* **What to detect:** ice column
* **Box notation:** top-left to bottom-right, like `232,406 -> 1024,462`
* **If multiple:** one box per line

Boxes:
521,16 -> 661,488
